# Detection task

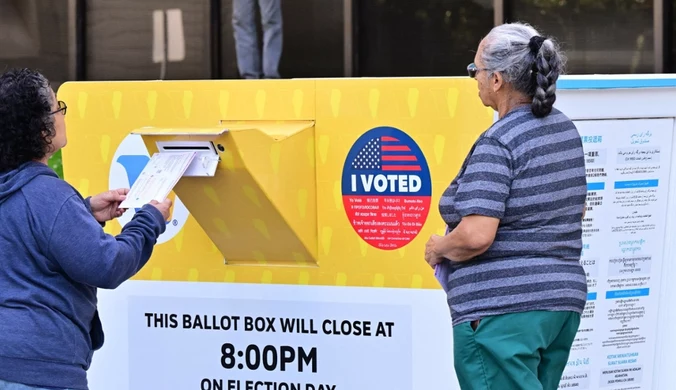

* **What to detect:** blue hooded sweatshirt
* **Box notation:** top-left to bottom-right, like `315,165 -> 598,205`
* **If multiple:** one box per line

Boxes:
0,162 -> 166,390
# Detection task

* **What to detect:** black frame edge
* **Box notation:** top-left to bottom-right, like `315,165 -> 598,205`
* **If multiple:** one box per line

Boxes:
210,0 -> 223,79
75,0 -> 87,81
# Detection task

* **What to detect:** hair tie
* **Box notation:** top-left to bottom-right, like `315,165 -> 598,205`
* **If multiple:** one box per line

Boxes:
529,35 -> 546,54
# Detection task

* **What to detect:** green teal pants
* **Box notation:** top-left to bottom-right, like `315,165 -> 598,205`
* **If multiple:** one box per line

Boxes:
453,310 -> 580,390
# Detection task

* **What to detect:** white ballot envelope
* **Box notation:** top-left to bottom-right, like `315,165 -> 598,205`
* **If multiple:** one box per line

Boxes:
119,151 -> 196,209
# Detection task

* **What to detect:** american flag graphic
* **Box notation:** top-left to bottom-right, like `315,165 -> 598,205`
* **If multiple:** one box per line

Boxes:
350,136 -> 421,171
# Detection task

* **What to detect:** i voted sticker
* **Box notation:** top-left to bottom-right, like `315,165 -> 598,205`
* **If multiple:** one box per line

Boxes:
341,126 -> 432,250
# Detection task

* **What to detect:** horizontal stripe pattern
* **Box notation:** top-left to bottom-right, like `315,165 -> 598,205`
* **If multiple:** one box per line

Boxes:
450,268 -> 587,297
438,106 -> 588,326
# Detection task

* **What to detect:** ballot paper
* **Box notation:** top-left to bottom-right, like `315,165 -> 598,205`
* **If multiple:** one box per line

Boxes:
119,151 -> 196,209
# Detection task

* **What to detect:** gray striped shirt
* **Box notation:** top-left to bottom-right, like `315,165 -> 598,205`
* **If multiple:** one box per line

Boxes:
438,105 -> 588,326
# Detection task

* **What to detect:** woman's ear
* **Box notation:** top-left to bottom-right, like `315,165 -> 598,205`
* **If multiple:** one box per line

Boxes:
492,72 -> 504,93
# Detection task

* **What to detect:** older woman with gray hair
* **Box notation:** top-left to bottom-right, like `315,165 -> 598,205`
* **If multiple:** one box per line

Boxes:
424,22 -> 588,389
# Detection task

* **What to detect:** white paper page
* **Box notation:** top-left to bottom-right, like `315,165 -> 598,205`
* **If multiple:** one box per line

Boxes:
119,152 -> 196,209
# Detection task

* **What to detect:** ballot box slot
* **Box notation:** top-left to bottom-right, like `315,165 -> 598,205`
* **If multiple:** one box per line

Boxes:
162,145 -> 212,150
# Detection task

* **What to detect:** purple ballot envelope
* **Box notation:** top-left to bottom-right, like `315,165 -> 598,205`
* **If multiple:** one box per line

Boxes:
434,263 -> 450,293
434,226 -> 451,293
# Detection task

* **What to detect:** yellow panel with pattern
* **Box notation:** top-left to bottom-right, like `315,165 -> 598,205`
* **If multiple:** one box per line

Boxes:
57,78 -> 493,289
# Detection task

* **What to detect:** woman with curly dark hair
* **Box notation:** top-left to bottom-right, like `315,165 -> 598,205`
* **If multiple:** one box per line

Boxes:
0,68 -> 172,390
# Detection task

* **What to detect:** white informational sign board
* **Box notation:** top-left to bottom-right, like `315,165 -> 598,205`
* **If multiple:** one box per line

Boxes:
90,283 -> 453,390
561,118 -> 674,390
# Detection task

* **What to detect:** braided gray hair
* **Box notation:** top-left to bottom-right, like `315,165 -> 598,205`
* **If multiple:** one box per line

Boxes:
480,22 -> 566,118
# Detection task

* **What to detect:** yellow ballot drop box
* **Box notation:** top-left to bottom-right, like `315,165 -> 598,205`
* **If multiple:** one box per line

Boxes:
58,78 -> 494,389
132,121 -> 318,267
60,78 -> 492,285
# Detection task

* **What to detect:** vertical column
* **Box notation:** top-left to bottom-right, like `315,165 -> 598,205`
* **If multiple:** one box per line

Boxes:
343,0 -> 353,77
655,0 -> 664,73
493,0 -> 504,26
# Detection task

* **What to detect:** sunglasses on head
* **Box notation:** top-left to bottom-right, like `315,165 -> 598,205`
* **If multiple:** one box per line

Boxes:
467,63 -> 489,78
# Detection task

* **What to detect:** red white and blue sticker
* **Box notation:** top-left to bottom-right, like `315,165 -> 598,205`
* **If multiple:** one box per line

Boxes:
341,126 -> 432,250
